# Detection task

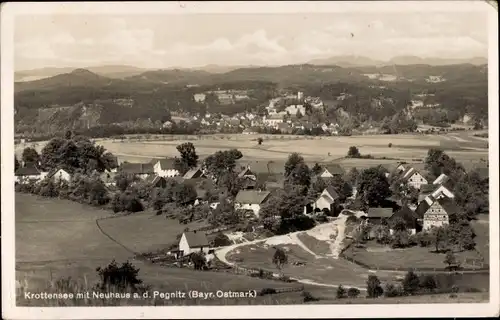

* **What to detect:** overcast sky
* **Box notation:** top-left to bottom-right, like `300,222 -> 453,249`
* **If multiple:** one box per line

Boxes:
14,11 -> 488,71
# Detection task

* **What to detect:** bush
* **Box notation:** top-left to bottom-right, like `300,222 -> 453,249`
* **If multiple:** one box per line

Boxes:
414,232 -> 432,247
302,291 -> 320,302
402,270 -> 420,295
347,287 -> 361,298
212,233 -> 232,247
419,274 -> 437,293
94,260 -> 143,292
384,283 -> 404,297
336,284 -> 347,299
366,275 -> 384,298
258,288 -> 277,296
112,191 -> 144,213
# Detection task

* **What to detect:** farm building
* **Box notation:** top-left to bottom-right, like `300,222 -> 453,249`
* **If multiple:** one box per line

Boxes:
120,163 -> 155,179
183,167 -> 205,179
388,205 -> 420,235
400,167 -> 428,190
15,164 -> 47,183
144,175 -> 168,188
237,167 -> 257,180
415,196 -> 458,231
366,207 -> 394,224
48,168 -> 71,183
319,164 -> 345,178
150,159 -> 180,178
304,186 -> 339,216
178,230 -> 211,256
234,190 -> 271,218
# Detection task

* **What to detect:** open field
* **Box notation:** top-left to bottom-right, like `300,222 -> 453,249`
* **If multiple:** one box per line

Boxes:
343,219 -> 490,270
15,132 -> 488,167
15,194 -> 307,306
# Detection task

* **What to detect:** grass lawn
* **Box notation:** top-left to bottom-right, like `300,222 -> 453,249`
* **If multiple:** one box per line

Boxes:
307,292 -> 489,304
97,212 -> 209,254
227,243 -> 395,288
296,233 -> 332,256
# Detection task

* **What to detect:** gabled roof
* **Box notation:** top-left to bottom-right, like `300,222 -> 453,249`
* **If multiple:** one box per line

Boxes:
237,167 -> 255,178
433,173 -> 449,185
47,168 -> 70,179
144,175 -> 165,185
318,194 -> 335,205
234,190 -> 271,204
183,231 -> 209,248
183,167 -> 205,179
420,184 -> 437,194
323,186 -> 339,199
323,164 -> 345,176
15,165 -> 41,176
415,195 -> 434,219
157,159 -> 177,170
120,163 -> 154,174
389,205 -> 419,229
367,207 -> 394,218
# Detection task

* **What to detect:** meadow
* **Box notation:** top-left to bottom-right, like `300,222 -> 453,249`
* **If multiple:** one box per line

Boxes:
15,131 -> 488,168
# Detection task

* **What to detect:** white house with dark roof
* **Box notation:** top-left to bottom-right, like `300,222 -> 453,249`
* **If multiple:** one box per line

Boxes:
401,167 -> 428,190
234,190 -> 271,217
178,230 -> 210,256
15,164 -> 47,183
304,186 -> 339,215
120,162 -> 155,179
48,168 -> 71,183
319,164 -> 345,178
150,159 -> 180,178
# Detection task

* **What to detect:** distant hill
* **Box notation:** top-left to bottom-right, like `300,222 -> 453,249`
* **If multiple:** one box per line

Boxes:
14,69 -> 117,93
15,65 -> 150,82
308,55 -> 487,67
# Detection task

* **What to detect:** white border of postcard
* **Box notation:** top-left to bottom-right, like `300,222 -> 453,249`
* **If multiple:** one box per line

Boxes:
2,1 -> 499,319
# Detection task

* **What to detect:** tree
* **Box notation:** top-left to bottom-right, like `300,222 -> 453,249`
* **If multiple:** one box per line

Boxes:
402,270 -> 420,295
272,247 -> 288,277
336,285 -> 347,299
392,230 -> 410,248
424,148 -> 465,181
173,183 -> 197,206
284,153 -> 305,177
218,171 -> 243,197
95,260 -> 143,292
357,167 -> 392,207
430,226 -> 449,253
22,147 -> 39,164
366,275 -> 383,298
15,156 -> 20,171
444,250 -> 459,269
419,274 -> 437,293
347,287 -> 361,298
212,233 -> 232,247
345,167 -> 360,187
285,162 -> 311,187
176,142 -> 199,169
311,163 -> 323,176
347,146 -> 361,158
257,137 -> 263,145
114,172 -> 136,192
203,149 -> 243,181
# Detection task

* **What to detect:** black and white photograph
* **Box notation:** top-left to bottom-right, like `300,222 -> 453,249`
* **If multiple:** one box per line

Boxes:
1,1 -> 498,319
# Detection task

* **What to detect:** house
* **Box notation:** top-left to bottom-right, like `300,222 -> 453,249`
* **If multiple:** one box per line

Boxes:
304,186 -> 339,215
238,166 -> 257,180
285,104 -> 305,116
144,175 -> 168,188
366,207 -> 394,224
151,159 -> 180,178
415,197 -> 458,230
418,183 -> 454,203
388,206 -> 420,235
433,173 -> 449,185
183,167 -> 205,179
48,168 -> 71,183
319,164 -> 345,178
100,171 -> 117,187
120,163 -> 155,179
178,230 -> 210,256
15,164 -> 46,183
234,190 -> 271,218
263,114 -> 284,127
401,167 -> 428,190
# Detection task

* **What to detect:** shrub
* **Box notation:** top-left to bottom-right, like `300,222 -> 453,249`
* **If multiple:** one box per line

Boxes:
419,274 -> 437,293
388,143 -> 393,148
402,270 -> 420,295
347,287 -> 361,298
94,260 -> 143,292
336,284 -> 347,299
414,232 -> 432,247
366,275 -> 384,298
112,191 -> 144,213
302,291 -> 320,302
258,288 -> 276,296
384,283 -> 404,297
212,233 -> 232,247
